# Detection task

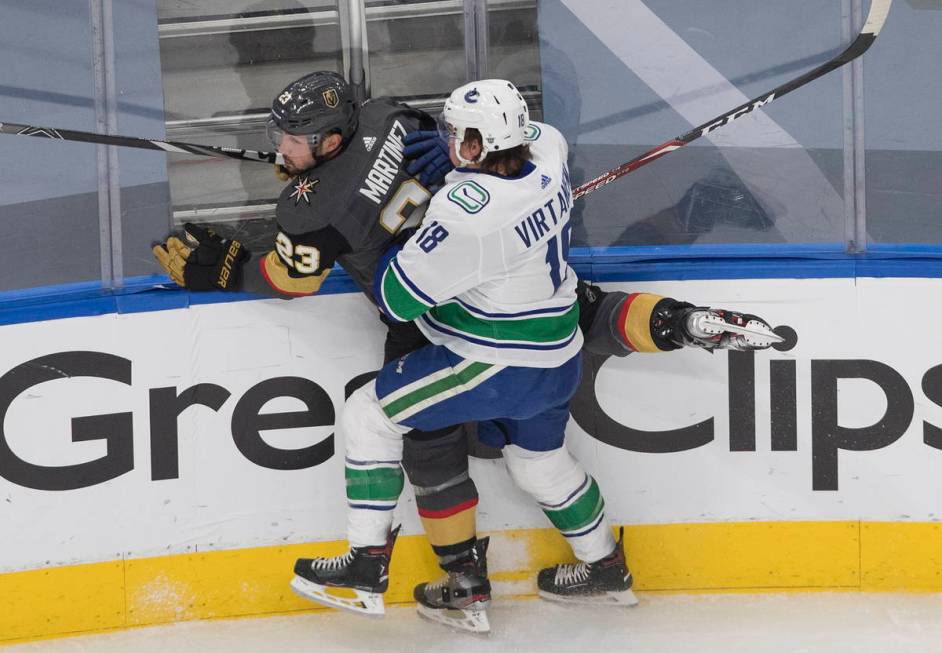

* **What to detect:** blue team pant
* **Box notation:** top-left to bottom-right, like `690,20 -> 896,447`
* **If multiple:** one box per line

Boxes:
375,344 -> 581,451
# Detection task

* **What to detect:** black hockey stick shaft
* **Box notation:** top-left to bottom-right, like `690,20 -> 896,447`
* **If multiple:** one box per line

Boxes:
0,121 -> 284,165
572,0 -> 893,201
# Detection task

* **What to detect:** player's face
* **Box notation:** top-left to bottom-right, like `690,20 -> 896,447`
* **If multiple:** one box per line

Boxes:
278,133 -> 316,174
449,137 -> 482,167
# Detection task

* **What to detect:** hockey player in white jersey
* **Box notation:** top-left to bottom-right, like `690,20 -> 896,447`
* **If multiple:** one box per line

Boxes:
290,79 -> 636,633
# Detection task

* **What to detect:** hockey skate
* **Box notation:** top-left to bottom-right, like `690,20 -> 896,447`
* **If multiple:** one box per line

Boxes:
680,307 -> 784,351
291,526 -> 399,617
537,527 -> 639,606
414,537 -> 492,634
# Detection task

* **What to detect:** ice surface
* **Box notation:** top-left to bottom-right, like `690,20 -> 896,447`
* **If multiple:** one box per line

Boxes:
10,592 -> 942,653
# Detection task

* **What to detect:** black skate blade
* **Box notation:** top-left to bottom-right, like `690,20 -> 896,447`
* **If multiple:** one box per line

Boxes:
538,587 -> 639,607
290,575 -> 385,617
416,602 -> 491,635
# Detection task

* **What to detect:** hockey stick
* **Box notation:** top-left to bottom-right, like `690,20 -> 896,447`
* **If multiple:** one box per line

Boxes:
0,2 -> 890,184
0,121 -> 284,165
571,0 -> 893,201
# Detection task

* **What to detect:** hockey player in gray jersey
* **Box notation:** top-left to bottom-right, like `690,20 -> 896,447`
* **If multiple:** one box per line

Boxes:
152,70 -> 448,374
153,71 -> 432,311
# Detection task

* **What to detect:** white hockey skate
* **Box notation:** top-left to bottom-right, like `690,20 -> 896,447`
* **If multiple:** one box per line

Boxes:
684,308 -> 784,351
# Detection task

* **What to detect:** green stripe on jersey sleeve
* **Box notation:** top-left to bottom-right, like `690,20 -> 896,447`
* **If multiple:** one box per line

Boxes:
381,264 -> 433,321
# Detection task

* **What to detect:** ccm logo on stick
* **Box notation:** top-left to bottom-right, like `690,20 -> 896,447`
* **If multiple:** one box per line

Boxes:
701,94 -> 776,135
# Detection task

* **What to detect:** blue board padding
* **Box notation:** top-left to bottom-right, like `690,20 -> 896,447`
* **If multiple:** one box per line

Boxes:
4,244 -> 942,326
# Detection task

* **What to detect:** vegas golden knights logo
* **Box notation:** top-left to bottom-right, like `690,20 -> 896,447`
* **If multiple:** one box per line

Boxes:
322,88 -> 339,108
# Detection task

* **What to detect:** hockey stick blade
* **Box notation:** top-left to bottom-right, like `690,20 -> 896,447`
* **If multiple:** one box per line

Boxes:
0,121 -> 284,165
573,0 -> 893,200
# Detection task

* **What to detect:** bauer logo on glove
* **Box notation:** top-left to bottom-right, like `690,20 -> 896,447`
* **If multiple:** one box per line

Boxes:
152,223 -> 250,291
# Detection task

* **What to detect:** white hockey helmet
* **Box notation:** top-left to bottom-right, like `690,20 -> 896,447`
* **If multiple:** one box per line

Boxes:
440,79 -> 529,165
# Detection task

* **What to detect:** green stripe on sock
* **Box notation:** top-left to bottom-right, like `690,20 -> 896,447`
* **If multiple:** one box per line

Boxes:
543,477 -> 604,532
382,361 -> 493,420
345,465 -> 404,502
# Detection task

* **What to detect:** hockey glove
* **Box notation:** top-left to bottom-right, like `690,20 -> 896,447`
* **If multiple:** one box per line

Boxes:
404,130 -> 454,187
656,303 -> 783,352
152,223 -> 249,291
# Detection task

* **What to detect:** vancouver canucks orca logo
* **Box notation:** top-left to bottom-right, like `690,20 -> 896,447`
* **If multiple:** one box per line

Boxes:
447,180 -> 490,214
464,88 -> 480,104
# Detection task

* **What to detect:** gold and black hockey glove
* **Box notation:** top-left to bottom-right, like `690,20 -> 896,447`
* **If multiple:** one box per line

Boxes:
152,223 -> 249,291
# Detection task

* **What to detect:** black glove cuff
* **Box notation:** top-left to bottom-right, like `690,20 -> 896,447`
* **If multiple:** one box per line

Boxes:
213,239 -> 249,290
183,239 -> 249,291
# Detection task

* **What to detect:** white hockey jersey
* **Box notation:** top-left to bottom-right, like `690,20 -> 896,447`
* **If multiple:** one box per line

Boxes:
375,121 -> 582,367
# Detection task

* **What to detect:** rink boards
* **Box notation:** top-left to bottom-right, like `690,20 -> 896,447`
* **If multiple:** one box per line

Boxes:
4,277 -> 942,642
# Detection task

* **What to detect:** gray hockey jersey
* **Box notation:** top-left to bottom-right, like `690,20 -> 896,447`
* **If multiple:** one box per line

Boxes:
241,98 -> 433,302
